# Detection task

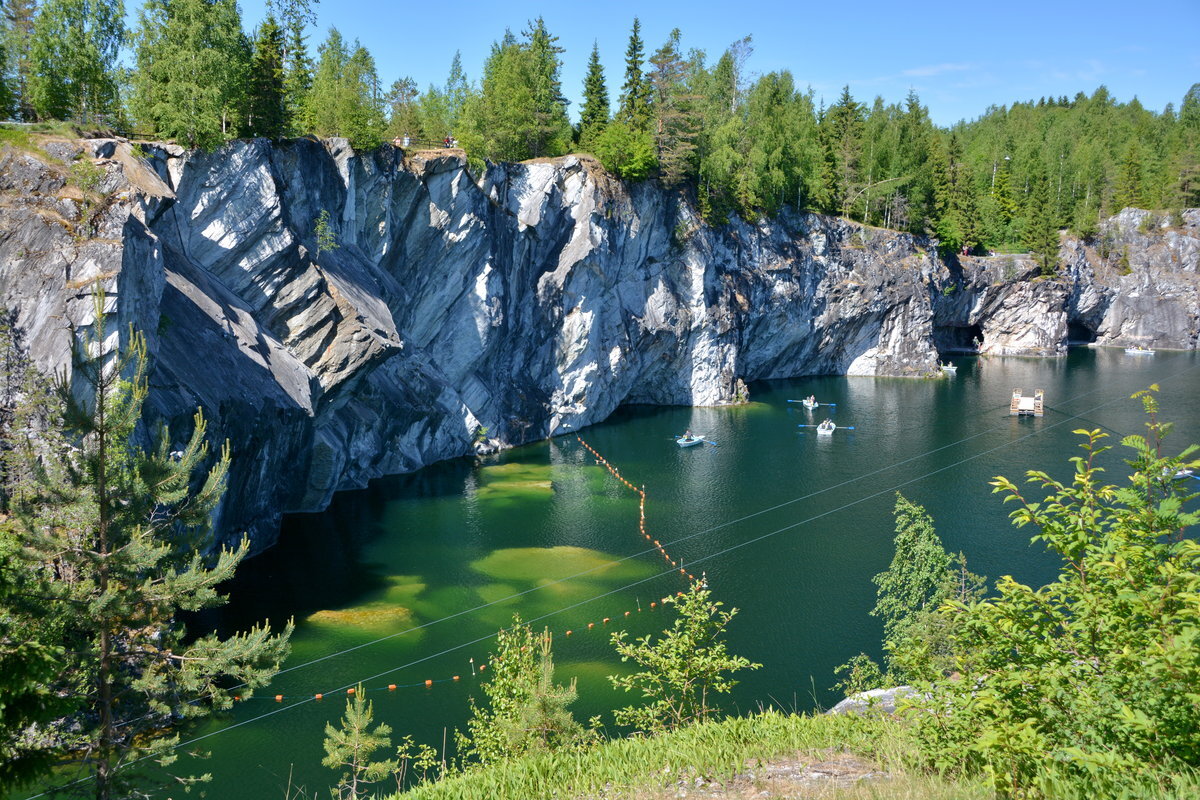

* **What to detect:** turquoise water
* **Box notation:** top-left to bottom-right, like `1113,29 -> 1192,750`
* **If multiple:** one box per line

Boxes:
24,348 -> 1200,798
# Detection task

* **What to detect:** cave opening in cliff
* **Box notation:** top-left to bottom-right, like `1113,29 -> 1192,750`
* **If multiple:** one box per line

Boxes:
1067,321 -> 1098,345
934,324 -> 984,354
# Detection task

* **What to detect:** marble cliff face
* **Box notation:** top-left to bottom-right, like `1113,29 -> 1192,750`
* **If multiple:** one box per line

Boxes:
1,137 -> 1195,549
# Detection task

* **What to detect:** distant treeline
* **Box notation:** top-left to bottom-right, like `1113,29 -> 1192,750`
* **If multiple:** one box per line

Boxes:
2,0 -> 1198,258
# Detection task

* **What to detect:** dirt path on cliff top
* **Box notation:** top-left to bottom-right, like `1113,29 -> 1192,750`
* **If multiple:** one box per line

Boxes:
584,749 -> 901,799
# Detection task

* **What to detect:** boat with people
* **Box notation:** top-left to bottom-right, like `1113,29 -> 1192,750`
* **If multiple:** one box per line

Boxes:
816,419 -> 836,436
675,432 -> 705,447
802,395 -> 819,410
940,362 -> 957,373
1124,346 -> 1155,355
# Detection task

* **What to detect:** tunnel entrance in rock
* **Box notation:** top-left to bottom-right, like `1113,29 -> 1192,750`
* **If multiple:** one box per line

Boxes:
933,324 -> 984,354
1067,321 -> 1098,346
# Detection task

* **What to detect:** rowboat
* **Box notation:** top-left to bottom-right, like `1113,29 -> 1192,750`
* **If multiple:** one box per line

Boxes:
802,398 -> 818,410
940,362 -> 957,373
1124,346 -> 1155,355
675,434 -> 704,448
816,420 -> 836,436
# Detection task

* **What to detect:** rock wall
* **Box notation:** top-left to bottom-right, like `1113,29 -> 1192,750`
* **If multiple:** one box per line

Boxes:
1,138 -> 1196,550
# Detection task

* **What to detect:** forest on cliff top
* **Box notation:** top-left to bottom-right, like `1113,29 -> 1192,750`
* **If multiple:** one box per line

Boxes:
2,0 -> 1198,266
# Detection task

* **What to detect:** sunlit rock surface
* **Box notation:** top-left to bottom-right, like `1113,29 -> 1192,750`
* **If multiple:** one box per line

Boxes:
1,138 -> 1196,549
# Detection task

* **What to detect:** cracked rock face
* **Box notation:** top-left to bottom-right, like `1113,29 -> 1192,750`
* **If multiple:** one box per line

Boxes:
0,139 -> 1195,551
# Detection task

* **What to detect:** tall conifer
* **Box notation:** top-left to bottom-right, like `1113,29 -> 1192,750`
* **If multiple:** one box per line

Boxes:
246,15 -> 287,139
578,41 -> 609,147
8,290 -> 291,798
616,17 -> 650,131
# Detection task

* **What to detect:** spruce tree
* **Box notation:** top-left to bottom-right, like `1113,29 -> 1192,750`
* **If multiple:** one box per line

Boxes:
27,0 -> 124,123
268,0 -> 318,135
1024,160 -> 1060,275
443,50 -> 471,133
1115,141 -> 1144,209
2,0 -> 38,119
385,76 -> 422,140
616,17 -> 651,131
246,15 -> 287,139
304,26 -> 347,136
8,290 -> 291,799
577,42 -> 609,148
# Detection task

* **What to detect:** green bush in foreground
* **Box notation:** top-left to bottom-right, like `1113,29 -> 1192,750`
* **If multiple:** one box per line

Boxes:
909,387 -> 1200,796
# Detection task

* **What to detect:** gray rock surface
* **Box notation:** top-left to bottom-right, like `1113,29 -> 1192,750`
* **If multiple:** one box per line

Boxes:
1,137 -> 1197,550
828,686 -> 917,716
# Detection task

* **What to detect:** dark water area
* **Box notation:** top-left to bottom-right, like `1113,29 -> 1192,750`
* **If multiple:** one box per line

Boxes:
24,348 -> 1200,799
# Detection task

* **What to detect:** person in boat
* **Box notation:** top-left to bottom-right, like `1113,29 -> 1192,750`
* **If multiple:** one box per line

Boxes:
682,429 -> 694,441
807,395 -> 815,405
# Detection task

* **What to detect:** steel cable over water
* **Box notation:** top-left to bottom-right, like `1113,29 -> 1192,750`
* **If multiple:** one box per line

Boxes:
28,359 -> 1198,797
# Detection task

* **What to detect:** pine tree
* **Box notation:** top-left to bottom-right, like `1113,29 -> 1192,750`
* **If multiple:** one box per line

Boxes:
246,15 -> 287,139
457,618 -> 589,766
577,41 -> 609,148
131,0 -> 251,149
27,0 -> 124,123
8,289 -> 291,799
616,17 -> 651,131
385,76 -> 422,140
522,16 -> 571,157
322,686 -> 398,800
648,28 -> 699,186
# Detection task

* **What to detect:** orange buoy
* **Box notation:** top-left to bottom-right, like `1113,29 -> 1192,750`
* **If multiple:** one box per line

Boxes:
453,675 -> 460,681
388,684 -> 397,691
234,695 -> 241,701
315,693 -> 323,700
275,694 -> 283,702
479,664 -> 486,671
425,679 -> 433,687
565,629 -> 572,636
650,602 -> 657,608
603,617 -> 611,624
587,622 -> 595,629
347,688 -> 356,695
625,610 -> 631,616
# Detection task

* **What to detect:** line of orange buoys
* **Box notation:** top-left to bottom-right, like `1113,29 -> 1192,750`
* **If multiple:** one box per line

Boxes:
575,436 -> 696,585
233,440 -> 691,704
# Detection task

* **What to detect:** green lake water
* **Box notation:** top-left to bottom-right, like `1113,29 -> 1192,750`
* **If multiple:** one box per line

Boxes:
25,348 -> 1200,799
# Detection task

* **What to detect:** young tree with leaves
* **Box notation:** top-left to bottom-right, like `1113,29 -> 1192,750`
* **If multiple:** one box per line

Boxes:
609,581 -> 759,733
911,388 -> 1200,795
27,0 -> 124,123
131,0 -> 251,149
6,290 -> 292,799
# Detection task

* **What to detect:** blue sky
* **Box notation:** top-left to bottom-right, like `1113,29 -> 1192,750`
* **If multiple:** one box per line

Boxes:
134,0 -> 1199,126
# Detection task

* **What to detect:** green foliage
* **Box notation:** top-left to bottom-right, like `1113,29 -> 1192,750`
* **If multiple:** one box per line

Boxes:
908,388 -> 1200,796
616,17 -> 651,132
457,619 -> 591,769
69,155 -> 104,193
577,42 -> 609,149
401,710 -> 897,800
315,208 -> 339,256
836,494 -> 984,693
323,686 -> 400,800
27,0 -> 124,124
457,23 -> 571,164
3,288 -> 292,797
303,28 -> 385,150
269,0 -> 318,136
246,15 -> 287,139
592,119 -> 657,180
609,581 -> 760,733
131,0 -> 251,149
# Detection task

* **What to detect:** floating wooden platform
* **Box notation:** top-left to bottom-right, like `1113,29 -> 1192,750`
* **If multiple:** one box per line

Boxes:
1010,388 -> 1045,417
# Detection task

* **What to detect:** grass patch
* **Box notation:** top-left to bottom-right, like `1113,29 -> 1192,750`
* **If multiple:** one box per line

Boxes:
392,710 -> 905,800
